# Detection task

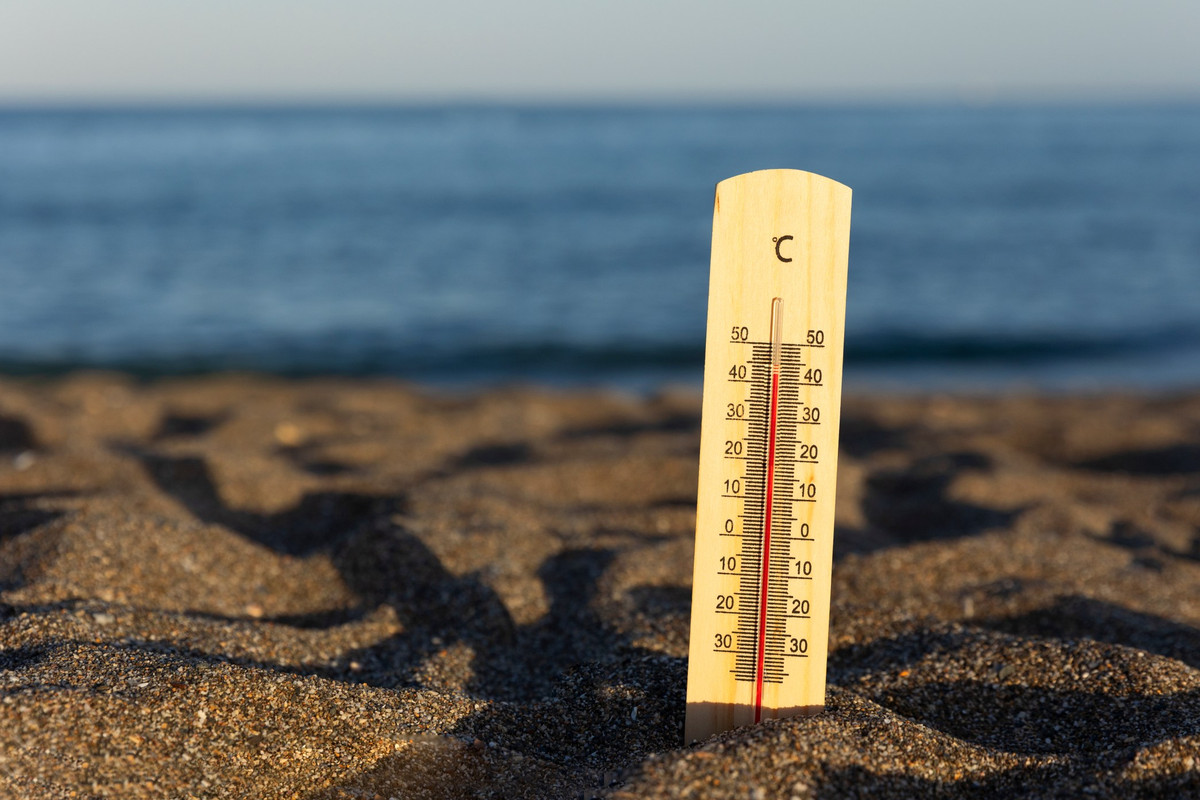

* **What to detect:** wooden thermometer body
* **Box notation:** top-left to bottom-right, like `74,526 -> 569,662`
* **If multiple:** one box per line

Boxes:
685,170 -> 851,742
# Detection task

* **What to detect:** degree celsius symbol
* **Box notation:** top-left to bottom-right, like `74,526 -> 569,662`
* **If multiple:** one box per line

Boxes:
773,235 -> 794,262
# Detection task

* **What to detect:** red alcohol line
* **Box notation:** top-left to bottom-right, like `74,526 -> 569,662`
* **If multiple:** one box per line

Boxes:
754,366 -> 781,723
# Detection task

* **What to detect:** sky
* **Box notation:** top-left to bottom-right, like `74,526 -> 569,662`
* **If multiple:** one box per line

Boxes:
1,0 -> 1198,102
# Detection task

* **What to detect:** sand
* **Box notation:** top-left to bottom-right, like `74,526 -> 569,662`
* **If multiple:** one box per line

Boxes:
1,373 -> 1199,798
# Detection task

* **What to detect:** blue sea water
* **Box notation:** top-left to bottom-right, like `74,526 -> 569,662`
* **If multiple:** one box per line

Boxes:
0,105 -> 1197,390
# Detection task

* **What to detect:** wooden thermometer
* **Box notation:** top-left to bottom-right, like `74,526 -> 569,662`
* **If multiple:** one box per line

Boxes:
685,169 -> 851,742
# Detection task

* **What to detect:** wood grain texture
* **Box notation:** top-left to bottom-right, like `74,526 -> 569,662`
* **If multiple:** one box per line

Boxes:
684,170 -> 851,742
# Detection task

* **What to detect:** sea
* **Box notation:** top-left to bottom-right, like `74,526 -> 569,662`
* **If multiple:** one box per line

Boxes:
1,104 -> 1198,391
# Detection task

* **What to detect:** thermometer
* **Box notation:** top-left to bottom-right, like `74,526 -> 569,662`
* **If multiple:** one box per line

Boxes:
685,169 -> 851,742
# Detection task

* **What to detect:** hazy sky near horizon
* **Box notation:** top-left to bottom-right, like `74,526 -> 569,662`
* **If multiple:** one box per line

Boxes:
2,1 -> 1198,102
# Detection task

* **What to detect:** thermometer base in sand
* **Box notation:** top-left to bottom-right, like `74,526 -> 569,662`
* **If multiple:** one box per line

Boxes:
685,170 -> 851,743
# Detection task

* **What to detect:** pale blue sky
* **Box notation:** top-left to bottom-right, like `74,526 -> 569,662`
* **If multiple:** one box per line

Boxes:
1,0 -> 1197,102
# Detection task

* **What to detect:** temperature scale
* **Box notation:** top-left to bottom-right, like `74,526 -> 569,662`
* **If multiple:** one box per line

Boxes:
685,169 -> 851,742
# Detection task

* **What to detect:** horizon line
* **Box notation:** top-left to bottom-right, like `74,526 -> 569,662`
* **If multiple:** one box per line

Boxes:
1,89 -> 1199,111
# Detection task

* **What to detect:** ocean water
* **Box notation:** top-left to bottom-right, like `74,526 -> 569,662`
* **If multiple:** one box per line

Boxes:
0,105 -> 1198,390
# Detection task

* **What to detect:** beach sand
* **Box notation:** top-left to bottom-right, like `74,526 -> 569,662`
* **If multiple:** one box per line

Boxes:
2,374 -> 1199,798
